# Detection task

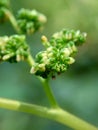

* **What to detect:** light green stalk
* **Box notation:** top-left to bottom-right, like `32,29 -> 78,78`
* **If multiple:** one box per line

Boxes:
3,8 -> 21,33
0,98 -> 97,130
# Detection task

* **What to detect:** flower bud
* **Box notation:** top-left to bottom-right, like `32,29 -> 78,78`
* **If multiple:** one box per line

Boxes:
67,57 -> 75,64
38,14 -> 47,23
2,53 -> 14,60
30,65 -> 38,74
38,64 -> 46,71
41,35 -> 50,47
61,48 -> 70,57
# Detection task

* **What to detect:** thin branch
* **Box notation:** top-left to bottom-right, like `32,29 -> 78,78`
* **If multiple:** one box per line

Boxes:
3,8 -> 21,33
27,54 -> 35,66
39,77 -> 59,108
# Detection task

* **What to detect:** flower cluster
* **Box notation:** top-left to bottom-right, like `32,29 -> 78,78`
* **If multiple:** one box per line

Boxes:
30,29 -> 87,78
17,8 -> 47,34
0,0 -> 9,23
0,35 -> 29,63
0,0 -> 9,8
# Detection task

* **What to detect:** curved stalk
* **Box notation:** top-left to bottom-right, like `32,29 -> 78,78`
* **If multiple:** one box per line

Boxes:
0,98 -> 97,130
3,8 -> 21,33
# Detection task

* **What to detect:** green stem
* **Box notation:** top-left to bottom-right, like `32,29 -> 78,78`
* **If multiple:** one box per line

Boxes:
39,77 -> 59,108
27,54 -> 35,66
0,98 -> 97,130
3,8 -> 21,33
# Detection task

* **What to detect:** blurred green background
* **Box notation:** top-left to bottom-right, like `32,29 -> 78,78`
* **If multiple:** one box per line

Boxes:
0,0 -> 98,130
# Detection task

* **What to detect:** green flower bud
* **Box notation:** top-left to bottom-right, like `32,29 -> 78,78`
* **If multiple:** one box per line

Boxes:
38,64 -> 46,71
30,64 -> 38,74
60,48 -> 70,57
74,31 -> 87,45
67,57 -> 75,64
38,13 -> 47,23
41,35 -> 50,47
2,53 -> 14,60
47,46 -> 54,53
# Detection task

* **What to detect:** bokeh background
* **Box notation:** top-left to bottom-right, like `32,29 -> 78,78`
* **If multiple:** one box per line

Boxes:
0,0 -> 98,130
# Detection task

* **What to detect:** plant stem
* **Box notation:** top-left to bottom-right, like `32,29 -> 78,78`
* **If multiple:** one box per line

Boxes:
27,54 -> 35,66
39,77 -> 59,108
3,8 -> 21,33
0,98 -> 97,130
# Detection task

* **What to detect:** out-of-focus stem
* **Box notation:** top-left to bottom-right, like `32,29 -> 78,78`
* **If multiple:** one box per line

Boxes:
3,8 -> 21,33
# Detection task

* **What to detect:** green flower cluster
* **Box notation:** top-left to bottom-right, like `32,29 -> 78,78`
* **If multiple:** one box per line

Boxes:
17,8 -> 47,34
0,0 -> 9,23
0,35 -> 29,63
30,29 -> 87,78
0,0 -> 9,8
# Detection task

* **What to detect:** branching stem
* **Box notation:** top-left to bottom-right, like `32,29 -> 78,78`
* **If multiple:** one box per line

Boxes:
25,54 -> 98,129
0,98 -> 97,130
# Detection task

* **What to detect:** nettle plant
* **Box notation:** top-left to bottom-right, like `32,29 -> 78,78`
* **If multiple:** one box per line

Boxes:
0,0 -> 97,130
